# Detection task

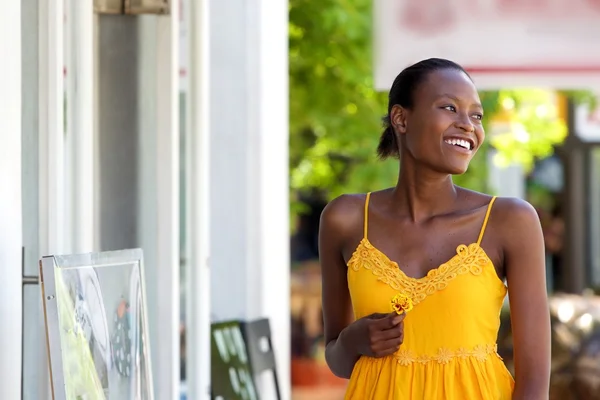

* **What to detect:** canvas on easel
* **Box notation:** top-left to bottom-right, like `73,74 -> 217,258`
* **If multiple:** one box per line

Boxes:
40,249 -> 154,400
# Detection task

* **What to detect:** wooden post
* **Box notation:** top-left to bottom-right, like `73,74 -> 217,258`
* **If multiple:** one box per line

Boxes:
561,99 -> 600,293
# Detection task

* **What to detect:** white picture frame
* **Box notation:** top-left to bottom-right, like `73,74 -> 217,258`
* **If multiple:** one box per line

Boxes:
40,249 -> 154,400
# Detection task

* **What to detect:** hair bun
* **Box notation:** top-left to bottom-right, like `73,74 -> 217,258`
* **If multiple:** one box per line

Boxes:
377,125 -> 399,160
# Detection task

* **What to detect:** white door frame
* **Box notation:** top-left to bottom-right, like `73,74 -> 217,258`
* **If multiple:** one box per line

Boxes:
39,0 -> 65,258
65,0 -> 95,254
155,6 -> 181,399
0,1 -> 23,398
38,1 -> 66,398
186,0 -> 211,398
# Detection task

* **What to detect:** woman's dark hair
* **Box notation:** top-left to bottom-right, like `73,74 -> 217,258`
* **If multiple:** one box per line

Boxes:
377,58 -> 471,159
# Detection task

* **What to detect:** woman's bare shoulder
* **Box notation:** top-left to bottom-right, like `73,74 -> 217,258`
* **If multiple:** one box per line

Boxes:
488,197 -> 543,248
454,188 -> 539,230
492,197 -> 540,225
320,193 -> 367,235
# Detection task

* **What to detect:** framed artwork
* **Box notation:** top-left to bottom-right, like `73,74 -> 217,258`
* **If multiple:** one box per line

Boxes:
40,249 -> 154,400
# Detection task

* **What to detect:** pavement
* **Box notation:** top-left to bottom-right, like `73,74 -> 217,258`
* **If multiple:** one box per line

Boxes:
292,386 -> 346,400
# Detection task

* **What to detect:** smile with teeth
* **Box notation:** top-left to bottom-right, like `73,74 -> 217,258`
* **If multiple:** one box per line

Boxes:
444,138 -> 472,151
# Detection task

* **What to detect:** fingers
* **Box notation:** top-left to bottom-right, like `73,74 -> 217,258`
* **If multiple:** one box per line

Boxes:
368,312 -> 404,325
367,312 -> 404,340
371,335 -> 404,357
375,323 -> 404,341
367,312 -> 391,320
368,320 -> 404,357
365,312 -> 406,357
370,312 -> 405,330
370,317 -> 403,344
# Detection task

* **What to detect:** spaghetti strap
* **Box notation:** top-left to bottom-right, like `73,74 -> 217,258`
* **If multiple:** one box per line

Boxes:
364,192 -> 371,239
477,196 -> 497,245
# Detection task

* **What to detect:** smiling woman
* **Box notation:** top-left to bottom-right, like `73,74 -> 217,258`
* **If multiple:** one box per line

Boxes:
319,58 -> 551,400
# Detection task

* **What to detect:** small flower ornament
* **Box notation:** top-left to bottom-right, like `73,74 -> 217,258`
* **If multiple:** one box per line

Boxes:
391,293 -> 414,315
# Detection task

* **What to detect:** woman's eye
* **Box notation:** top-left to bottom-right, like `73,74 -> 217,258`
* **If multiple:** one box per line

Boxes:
442,105 -> 456,112
472,113 -> 483,121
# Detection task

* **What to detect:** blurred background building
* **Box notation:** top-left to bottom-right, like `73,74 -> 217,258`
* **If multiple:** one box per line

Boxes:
2,0 -> 600,400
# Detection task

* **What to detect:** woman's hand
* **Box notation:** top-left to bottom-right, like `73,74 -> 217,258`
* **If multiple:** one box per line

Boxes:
341,312 -> 405,358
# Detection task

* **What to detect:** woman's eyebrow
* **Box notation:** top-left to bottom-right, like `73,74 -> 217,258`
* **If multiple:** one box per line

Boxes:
438,93 -> 482,109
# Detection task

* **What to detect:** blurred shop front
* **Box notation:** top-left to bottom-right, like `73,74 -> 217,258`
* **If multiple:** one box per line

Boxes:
529,101 -> 600,295
2,1 -> 289,400
289,1 -> 600,397
559,102 -> 600,294
512,98 -> 600,296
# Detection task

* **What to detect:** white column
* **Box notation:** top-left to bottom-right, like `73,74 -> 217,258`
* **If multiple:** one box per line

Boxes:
187,0 -> 211,398
0,2 -> 22,398
209,0 -> 254,321
257,0 -> 291,398
22,0 -> 54,397
93,14 -> 101,252
38,2 -> 65,398
66,0 -> 95,253
39,0 -> 66,256
137,14 -> 160,398
155,7 -> 181,400
210,0 -> 290,398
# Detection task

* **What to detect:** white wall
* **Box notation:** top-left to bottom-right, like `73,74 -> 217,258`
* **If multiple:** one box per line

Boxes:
209,0 -> 291,398
0,1 -> 22,398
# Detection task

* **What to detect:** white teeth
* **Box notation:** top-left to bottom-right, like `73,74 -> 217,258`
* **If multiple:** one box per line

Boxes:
445,138 -> 472,150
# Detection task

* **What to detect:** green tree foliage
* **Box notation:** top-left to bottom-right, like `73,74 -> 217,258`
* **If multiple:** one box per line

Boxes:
489,90 -> 568,172
289,0 -> 393,203
289,0 -> 593,215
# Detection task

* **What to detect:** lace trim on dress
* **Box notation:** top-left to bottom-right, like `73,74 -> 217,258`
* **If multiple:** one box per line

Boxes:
393,344 -> 500,366
347,238 -> 492,305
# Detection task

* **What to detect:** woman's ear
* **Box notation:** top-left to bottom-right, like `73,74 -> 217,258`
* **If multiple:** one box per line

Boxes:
391,104 -> 407,134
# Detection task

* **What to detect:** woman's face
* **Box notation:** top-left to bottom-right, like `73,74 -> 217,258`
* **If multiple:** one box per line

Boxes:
392,68 -> 485,175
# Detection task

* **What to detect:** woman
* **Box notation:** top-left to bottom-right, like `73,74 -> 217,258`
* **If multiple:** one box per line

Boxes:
319,58 -> 551,399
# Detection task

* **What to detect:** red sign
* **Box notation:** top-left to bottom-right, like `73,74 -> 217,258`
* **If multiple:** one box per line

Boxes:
374,0 -> 600,90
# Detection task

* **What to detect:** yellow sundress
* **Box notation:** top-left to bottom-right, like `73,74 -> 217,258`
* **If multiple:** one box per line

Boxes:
345,193 -> 514,399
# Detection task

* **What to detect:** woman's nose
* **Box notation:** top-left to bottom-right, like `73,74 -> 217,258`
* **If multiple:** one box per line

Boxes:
455,114 -> 474,132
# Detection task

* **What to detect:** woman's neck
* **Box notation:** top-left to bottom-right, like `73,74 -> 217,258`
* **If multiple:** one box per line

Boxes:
391,160 -> 458,223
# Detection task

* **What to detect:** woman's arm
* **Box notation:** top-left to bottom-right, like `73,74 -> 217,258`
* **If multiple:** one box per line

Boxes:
500,198 -> 551,399
319,195 -> 361,378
